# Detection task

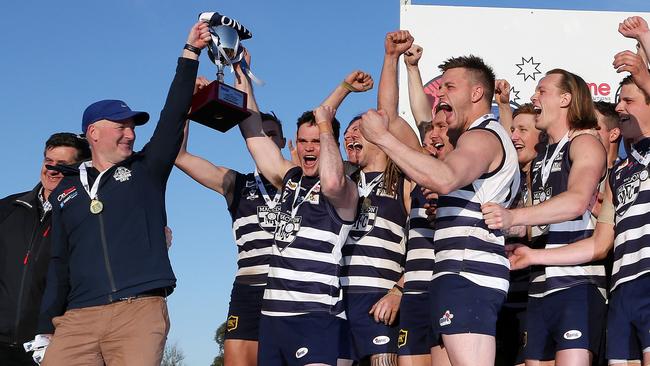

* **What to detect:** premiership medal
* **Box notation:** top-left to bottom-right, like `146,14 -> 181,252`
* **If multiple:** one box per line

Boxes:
90,199 -> 104,214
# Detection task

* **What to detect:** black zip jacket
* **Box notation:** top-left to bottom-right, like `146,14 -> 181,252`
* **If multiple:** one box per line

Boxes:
0,185 -> 51,345
38,57 -> 198,334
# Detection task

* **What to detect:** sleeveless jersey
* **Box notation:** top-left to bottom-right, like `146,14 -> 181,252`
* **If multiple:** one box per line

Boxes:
261,167 -> 353,317
528,138 -> 607,298
403,184 -> 436,294
340,171 -> 407,292
228,172 -> 278,285
432,114 -> 520,293
610,138 -> 650,292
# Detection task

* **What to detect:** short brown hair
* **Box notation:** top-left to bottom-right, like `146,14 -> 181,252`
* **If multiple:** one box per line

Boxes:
545,69 -> 598,130
593,101 -> 619,131
512,103 -> 536,119
439,55 -> 495,107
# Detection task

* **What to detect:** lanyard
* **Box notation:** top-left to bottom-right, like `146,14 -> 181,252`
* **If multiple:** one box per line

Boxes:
358,171 -> 384,198
254,168 -> 281,209
630,146 -> 650,167
290,177 -> 320,218
540,132 -> 569,187
79,162 -> 109,201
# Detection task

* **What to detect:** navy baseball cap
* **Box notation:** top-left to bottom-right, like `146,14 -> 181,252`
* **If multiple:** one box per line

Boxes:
82,99 -> 149,133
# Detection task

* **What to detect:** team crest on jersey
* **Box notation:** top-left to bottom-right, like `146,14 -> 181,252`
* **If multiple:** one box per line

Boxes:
533,187 -> 552,204
349,205 -> 378,240
113,167 -> 131,182
615,168 -> 648,216
397,329 -> 408,348
274,212 -> 302,249
245,187 -> 259,200
257,206 -> 280,232
226,315 -> 239,332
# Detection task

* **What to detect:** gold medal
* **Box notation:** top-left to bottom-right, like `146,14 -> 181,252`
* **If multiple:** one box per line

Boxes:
362,196 -> 371,211
90,199 -> 104,214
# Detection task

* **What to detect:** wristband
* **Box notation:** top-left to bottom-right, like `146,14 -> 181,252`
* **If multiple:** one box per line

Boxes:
183,44 -> 201,56
316,120 -> 334,135
341,81 -> 359,92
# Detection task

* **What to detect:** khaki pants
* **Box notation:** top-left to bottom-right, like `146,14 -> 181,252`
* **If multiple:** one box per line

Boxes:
42,296 -> 170,366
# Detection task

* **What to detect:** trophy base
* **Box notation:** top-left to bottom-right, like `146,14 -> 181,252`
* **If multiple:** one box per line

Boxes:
188,81 -> 251,132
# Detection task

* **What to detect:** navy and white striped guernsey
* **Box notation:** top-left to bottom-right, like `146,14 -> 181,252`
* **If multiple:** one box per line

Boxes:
610,138 -> 650,292
432,114 -> 520,293
529,138 -> 607,298
340,171 -> 408,292
403,184 -> 436,295
504,170 -> 531,309
228,172 -> 278,286
261,167 -> 353,317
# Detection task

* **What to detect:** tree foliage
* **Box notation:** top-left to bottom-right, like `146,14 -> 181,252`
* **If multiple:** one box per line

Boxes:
211,321 -> 227,366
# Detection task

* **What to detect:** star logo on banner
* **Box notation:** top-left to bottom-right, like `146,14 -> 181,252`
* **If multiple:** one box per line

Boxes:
515,57 -> 542,82
510,86 -> 521,105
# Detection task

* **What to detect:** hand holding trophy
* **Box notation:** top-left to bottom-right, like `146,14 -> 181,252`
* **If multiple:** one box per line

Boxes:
189,12 -> 256,132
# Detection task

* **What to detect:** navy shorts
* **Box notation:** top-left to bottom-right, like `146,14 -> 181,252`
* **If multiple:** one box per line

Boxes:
398,292 -> 433,356
339,292 -> 399,360
495,306 -> 526,366
524,284 -> 606,361
224,283 -> 265,341
429,275 -> 505,343
607,277 -> 650,361
258,313 -> 342,366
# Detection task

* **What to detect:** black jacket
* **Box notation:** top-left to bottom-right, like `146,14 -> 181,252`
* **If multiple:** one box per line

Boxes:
38,57 -> 198,334
0,184 -> 52,345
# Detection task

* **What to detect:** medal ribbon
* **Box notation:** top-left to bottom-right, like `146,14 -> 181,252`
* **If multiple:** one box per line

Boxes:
358,171 -> 384,198
540,132 -> 570,187
79,162 -> 109,202
254,168 -> 281,209
290,177 -> 321,218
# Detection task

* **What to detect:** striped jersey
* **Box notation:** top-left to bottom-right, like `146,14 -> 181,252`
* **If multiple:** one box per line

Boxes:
228,172 -> 278,285
504,170 -> 531,309
529,138 -> 607,298
432,114 -> 520,294
403,185 -> 436,294
610,138 -> 650,292
261,167 -> 353,317
340,171 -> 407,292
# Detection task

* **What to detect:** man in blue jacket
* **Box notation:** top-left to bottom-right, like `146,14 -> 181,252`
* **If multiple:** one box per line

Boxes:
34,21 -> 211,366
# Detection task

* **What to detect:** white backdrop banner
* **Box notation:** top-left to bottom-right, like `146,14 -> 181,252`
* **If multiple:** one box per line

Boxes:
398,4 -> 650,125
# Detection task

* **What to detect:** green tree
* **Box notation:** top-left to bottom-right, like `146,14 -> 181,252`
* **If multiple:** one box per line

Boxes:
211,321 -> 227,366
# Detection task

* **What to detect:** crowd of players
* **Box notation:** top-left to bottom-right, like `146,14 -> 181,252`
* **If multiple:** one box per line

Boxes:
2,13 -> 650,366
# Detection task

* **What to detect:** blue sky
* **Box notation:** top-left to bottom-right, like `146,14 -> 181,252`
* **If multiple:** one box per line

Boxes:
1,1 -> 649,365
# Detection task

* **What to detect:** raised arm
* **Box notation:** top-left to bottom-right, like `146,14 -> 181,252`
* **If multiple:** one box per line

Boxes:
315,106 -> 358,221
619,16 -> 650,65
321,70 -> 373,111
483,134 -> 606,229
613,50 -> 650,98
236,51 -> 295,188
379,31 -> 423,151
143,21 -> 208,181
404,44 -> 433,128
175,120 -> 238,203
359,109 -> 499,194
495,79 -> 513,135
